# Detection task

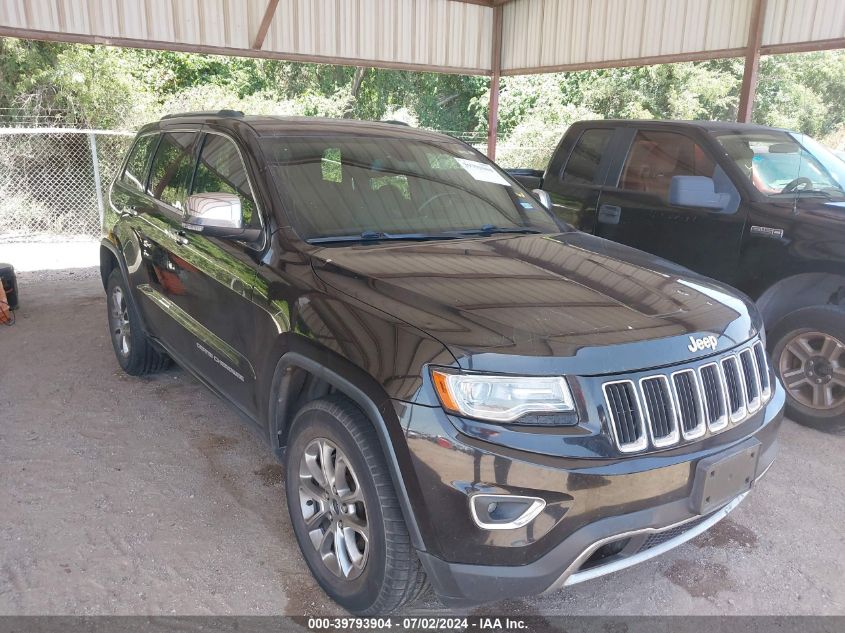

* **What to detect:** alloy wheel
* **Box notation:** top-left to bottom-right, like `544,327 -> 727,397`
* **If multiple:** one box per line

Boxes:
778,330 -> 845,410
298,438 -> 369,580
109,286 -> 131,357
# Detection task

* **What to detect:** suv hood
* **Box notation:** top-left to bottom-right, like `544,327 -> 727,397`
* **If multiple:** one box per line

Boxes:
310,232 -> 759,375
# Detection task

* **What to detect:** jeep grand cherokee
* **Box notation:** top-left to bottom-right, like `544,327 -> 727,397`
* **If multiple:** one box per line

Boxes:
101,112 -> 784,613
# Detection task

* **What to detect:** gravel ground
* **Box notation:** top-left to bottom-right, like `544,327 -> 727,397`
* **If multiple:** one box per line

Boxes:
0,248 -> 843,616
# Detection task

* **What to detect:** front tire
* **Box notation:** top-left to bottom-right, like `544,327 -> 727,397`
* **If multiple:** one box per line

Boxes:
769,305 -> 845,432
106,269 -> 171,376
285,395 -> 427,614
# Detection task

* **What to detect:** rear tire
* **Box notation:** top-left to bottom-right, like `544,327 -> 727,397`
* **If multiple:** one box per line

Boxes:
285,395 -> 428,614
769,305 -> 845,432
106,269 -> 171,376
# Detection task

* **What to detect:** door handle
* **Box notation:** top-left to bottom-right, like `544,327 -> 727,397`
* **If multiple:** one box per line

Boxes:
598,204 -> 621,224
171,230 -> 189,246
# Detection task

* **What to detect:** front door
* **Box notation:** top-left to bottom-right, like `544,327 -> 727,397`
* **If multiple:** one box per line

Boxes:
596,128 -> 745,285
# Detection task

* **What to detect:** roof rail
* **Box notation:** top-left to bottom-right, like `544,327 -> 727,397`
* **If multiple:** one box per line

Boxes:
381,120 -> 411,126
161,110 -> 245,120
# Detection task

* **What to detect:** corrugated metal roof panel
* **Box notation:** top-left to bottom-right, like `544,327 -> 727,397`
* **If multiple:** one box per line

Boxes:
0,0 -> 841,75
502,0 -> 755,72
764,0 -> 845,45
0,0 -> 491,74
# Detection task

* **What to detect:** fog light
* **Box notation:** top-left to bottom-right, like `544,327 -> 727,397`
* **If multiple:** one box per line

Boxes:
470,494 -> 545,530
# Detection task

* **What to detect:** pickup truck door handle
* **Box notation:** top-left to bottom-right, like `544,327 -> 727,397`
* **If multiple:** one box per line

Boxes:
598,204 -> 622,224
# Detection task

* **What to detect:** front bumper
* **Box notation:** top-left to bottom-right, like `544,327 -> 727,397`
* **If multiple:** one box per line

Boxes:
401,380 -> 784,606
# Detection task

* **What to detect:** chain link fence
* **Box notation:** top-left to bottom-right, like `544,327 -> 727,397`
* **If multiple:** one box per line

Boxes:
0,128 -> 134,239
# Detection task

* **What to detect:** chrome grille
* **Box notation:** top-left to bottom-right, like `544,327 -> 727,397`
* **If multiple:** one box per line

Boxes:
722,355 -> 746,422
603,341 -> 772,453
699,363 -> 729,431
753,342 -> 772,401
672,370 -> 705,439
640,376 -> 678,447
603,381 -> 647,453
740,348 -> 761,413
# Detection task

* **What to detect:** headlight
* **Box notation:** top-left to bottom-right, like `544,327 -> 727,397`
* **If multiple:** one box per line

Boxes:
430,370 -> 575,423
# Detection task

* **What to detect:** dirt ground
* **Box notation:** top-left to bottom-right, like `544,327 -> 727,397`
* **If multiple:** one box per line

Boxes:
1,251 -> 843,616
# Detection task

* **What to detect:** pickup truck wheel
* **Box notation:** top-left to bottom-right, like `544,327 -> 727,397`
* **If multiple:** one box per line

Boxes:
106,269 -> 171,376
769,305 -> 845,432
285,395 -> 428,614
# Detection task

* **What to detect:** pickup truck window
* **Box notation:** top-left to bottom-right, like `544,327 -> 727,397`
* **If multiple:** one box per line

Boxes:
148,132 -> 198,211
715,131 -> 845,200
262,135 -> 559,241
619,131 -> 715,202
562,128 -> 613,184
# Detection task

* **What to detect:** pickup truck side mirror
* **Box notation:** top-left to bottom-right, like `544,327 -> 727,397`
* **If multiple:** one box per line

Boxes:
184,192 -> 262,241
669,176 -> 730,211
532,188 -> 552,210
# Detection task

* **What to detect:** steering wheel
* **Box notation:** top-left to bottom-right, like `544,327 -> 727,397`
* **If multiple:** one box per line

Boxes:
781,176 -> 813,193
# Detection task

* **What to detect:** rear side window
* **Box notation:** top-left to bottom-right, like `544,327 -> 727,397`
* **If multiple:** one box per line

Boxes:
148,132 -> 198,211
562,128 -> 614,184
619,130 -> 716,201
193,134 -> 259,228
122,135 -> 157,192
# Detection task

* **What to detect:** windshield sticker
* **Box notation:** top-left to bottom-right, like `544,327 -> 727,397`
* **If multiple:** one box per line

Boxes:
454,158 -> 511,186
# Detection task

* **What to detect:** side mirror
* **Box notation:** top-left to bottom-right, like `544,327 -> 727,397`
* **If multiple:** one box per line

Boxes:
532,188 -> 552,211
184,193 -> 262,241
669,176 -> 730,211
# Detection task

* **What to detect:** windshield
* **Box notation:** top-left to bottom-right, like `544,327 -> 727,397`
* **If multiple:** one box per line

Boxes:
260,135 -> 560,242
714,130 -> 845,200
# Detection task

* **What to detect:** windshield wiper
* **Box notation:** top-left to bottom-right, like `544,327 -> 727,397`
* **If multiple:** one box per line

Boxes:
794,189 -> 836,198
308,231 -> 464,244
452,224 -> 543,236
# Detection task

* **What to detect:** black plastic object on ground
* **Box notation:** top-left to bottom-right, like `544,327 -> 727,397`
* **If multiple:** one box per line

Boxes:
0,263 -> 18,310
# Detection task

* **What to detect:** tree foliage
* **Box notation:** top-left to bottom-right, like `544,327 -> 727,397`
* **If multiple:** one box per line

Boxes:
1,37 -> 843,168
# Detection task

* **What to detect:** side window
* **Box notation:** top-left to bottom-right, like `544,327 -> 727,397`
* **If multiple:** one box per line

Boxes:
562,128 -> 614,184
619,130 -> 715,202
148,132 -> 198,211
193,134 -> 259,228
122,135 -> 157,192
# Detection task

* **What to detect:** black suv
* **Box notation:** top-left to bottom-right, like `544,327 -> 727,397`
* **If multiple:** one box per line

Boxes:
101,112 -> 783,614
511,120 -> 845,429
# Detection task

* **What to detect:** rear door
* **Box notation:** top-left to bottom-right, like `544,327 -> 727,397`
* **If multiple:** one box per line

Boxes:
126,129 -> 201,351
596,127 -> 745,284
543,126 -> 618,232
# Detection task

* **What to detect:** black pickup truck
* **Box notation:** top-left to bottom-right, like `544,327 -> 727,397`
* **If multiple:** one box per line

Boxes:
511,120 -> 845,429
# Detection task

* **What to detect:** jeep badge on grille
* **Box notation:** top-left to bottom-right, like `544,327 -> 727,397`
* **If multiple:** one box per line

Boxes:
688,335 -> 719,353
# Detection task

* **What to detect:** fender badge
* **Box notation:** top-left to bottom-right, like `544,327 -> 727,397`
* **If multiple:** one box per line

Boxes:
750,225 -> 784,239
